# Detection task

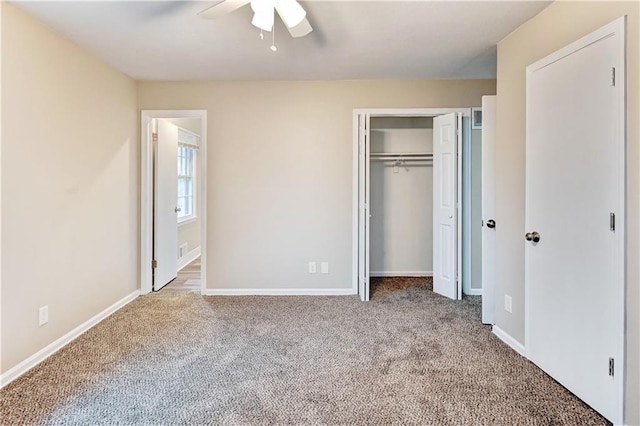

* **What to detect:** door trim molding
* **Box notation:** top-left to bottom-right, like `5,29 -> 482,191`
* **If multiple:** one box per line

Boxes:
524,17 -> 626,424
140,110 -> 208,295
351,108 -> 471,301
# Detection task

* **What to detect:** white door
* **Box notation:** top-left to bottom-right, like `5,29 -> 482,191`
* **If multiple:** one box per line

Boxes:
153,119 -> 179,291
481,96 -> 496,324
433,113 -> 460,300
357,113 -> 371,301
526,19 -> 624,423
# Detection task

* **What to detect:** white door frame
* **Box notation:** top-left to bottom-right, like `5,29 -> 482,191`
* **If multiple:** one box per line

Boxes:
352,108 -> 471,297
141,110 -> 208,295
524,17 -> 626,424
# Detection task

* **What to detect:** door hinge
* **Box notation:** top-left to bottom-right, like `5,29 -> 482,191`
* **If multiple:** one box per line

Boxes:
610,212 -> 616,231
152,132 -> 158,143
611,67 -> 616,87
609,357 -> 615,377
152,260 -> 157,269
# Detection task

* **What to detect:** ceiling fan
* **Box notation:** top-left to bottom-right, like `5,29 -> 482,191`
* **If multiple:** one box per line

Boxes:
198,0 -> 313,38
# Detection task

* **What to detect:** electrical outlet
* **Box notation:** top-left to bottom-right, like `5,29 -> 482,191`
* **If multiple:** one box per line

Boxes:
321,262 -> 329,274
39,305 -> 49,326
308,262 -> 317,274
504,295 -> 512,314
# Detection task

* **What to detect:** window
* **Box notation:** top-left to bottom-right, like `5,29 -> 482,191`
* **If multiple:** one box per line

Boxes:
177,128 -> 198,223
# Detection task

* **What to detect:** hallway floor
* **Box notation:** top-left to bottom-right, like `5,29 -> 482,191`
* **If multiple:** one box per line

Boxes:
163,257 -> 200,292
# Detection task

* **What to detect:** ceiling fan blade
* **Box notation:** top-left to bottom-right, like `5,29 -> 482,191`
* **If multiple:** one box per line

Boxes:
285,17 -> 312,38
198,0 -> 250,19
274,0 -> 305,28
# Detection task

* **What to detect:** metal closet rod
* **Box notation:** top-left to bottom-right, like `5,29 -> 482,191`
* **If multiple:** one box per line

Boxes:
370,152 -> 433,157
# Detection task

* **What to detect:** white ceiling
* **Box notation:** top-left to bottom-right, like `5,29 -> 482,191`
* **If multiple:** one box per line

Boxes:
13,1 -> 550,81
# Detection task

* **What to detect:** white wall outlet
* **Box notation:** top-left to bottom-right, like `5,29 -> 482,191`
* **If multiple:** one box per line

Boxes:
321,262 -> 329,274
308,262 -> 317,274
504,295 -> 513,314
39,305 -> 49,326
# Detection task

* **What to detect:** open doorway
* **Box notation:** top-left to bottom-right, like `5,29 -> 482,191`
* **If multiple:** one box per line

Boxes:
140,110 -> 207,295
161,118 -> 202,292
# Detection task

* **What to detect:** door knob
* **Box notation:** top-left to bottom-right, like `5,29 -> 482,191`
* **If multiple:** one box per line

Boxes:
525,231 -> 541,243
486,219 -> 496,229
175,207 -> 182,213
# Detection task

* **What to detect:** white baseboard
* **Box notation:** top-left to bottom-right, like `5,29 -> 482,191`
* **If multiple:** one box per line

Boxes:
464,288 -> 483,296
492,325 -> 527,357
370,271 -> 432,277
204,288 -> 356,296
0,289 -> 140,388
177,246 -> 200,271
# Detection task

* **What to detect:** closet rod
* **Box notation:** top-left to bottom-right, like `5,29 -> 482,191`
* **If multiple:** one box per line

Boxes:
371,157 -> 433,161
370,152 -> 433,157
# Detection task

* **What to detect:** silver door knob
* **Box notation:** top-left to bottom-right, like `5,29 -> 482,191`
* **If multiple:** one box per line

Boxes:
525,232 -> 540,243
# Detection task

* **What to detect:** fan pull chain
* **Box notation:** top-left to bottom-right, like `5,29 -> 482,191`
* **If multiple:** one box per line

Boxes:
270,22 -> 277,52
260,29 -> 264,40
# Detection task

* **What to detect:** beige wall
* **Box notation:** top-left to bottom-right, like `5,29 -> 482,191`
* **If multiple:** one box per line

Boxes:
165,118 -> 202,257
177,219 -> 201,259
1,4 -> 139,373
167,118 -> 201,136
495,2 -> 639,423
138,80 -> 496,291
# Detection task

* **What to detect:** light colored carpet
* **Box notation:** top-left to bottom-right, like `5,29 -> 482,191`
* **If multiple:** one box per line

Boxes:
0,278 -> 608,425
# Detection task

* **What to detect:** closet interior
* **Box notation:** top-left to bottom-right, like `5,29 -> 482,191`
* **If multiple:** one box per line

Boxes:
369,117 -> 434,286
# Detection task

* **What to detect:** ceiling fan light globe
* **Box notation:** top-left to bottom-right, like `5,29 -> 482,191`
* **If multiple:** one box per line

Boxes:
250,0 -> 274,14
251,10 -> 274,32
275,0 -> 306,28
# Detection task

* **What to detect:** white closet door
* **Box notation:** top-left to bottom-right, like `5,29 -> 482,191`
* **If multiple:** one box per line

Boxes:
357,113 -> 371,301
481,96 -> 497,324
153,120 -> 179,291
433,113 -> 459,300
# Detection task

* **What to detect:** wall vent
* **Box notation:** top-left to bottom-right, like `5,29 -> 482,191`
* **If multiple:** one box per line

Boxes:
179,243 -> 188,259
